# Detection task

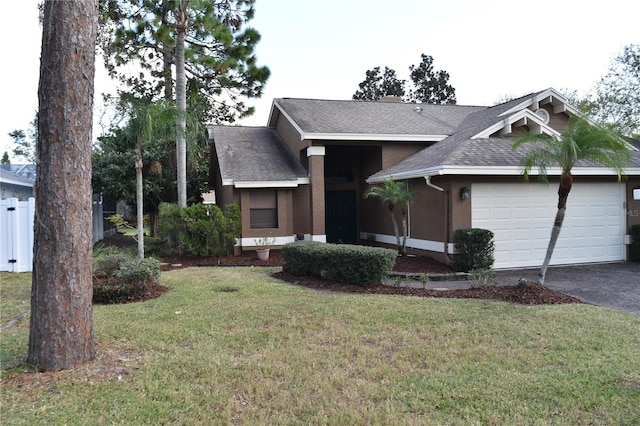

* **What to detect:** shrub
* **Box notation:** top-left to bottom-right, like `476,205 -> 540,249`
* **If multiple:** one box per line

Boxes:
453,228 -> 495,272
94,252 -> 132,277
116,257 -> 160,285
158,202 -> 241,257
282,241 -> 397,285
469,268 -> 497,288
630,224 -> 640,262
93,254 -> 160,304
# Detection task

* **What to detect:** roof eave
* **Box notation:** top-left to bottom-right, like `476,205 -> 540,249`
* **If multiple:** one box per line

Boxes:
367,165 -> 640,183
305,133 -> 448,142
222,177 -> 310,188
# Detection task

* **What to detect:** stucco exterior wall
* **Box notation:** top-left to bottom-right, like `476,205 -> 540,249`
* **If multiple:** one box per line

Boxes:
240,189 -> 295,243
626,177 -> 640,228
381,143 -> 428,169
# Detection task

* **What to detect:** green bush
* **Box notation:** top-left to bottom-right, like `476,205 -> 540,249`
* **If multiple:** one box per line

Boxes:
282,241 -> 397,285
94,252 -> 132,277
630,224 -> 640,262
93,254 -> 160,304
158,202 -> 241,257
453,228 -> 495,272
116,257 -> 160,285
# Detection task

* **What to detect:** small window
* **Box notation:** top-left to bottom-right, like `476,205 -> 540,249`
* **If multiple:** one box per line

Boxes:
250,189 -> 278,229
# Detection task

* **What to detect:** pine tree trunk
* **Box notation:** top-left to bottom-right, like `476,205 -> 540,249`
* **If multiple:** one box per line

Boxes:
175,4 -> 188,209
28,0 -> 98,371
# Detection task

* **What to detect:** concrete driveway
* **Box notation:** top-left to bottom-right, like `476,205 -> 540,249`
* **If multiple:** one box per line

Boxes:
495,262 -> 640,316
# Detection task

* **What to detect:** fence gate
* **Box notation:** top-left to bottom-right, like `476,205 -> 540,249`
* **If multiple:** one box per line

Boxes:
0,198 -> 35,272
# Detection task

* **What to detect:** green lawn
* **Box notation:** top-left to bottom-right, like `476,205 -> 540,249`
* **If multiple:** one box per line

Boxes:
1,268 -> 639,425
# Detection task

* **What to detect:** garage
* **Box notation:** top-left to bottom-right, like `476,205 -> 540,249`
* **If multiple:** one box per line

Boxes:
471,182 -> 626,269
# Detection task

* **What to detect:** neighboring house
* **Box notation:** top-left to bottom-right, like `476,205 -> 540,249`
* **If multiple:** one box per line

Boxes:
0,163 -> 116,244
209,88 -> 640,268
0,165 -> 35,200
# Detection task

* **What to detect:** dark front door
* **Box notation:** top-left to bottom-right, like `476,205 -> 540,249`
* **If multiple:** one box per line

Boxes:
325,190 -> 357,244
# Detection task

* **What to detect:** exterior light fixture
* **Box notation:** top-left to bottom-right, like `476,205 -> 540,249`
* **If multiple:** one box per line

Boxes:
460,186 -> 470,200
634,187 -> 640,200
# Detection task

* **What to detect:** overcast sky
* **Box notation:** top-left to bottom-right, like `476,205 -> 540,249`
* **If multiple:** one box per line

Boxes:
1,0 -> 638,159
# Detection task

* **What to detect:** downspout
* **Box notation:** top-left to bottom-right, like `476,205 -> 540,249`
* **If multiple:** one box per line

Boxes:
425,175 -> 454,263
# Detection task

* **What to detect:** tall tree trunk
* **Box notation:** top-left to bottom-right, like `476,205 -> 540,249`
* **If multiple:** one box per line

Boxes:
161,2 -> 173,102
135,142 -> 145,259
28,0 -> 98,372
175,3 -> 188,209
539,174 -> 573,284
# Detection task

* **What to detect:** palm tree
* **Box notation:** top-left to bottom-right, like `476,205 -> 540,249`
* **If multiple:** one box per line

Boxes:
513,116 -> 631,284
124,99 -> 194,258
365,179 -> 414,255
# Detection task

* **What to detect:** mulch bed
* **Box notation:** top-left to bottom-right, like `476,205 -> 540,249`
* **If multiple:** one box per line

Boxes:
98,235 -> 581,306
162,250 -> 582,306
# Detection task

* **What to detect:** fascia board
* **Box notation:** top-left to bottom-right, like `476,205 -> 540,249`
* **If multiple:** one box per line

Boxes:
367,165 -> 640,183
438,165 -> 640,176
266,99 -> 279,126
303,133 -> 447,142
232,178 -> 310,188
0,173 -> 35,186
270,100 -> 306,140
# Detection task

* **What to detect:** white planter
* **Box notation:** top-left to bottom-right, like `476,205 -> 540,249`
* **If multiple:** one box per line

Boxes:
256,248 -> 270,261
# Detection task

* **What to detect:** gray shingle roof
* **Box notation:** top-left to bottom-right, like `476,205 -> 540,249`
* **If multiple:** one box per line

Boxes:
368,90 -> 640,180
272,98 -> 484,136
210,126 -> 309,185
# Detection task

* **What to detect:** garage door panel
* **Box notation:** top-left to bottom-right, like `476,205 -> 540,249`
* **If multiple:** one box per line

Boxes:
513,229 -> 531,241
472,182 -> 625,268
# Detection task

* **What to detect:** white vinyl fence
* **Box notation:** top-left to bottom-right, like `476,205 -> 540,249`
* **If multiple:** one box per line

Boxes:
0,198 -> 35,272
1,197 -> 106,272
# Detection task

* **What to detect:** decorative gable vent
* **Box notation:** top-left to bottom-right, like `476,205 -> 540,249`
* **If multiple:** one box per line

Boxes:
534,108 -> 550,124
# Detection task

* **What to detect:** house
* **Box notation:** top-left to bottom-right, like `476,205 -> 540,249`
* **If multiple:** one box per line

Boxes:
0,165 -> 35,200
208,88 -> 640,268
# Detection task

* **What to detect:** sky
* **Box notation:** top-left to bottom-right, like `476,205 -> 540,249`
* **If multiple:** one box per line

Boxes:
1,0 -> 639,160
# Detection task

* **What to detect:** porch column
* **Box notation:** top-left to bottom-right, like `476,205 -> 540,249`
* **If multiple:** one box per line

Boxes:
307,146 -> 326,242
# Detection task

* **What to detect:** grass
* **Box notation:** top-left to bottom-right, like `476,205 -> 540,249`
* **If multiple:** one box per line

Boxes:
1,268 -> 639,425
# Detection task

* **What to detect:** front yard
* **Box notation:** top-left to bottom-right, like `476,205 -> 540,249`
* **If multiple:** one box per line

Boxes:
1,267 -> 639,424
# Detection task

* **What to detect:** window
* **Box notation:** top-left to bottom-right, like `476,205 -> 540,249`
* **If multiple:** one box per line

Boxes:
250,189 -> 278,228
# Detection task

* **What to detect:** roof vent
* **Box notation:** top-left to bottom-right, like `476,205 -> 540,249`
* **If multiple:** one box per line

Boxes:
381,95 -> 402,103
414,106 -> 423,113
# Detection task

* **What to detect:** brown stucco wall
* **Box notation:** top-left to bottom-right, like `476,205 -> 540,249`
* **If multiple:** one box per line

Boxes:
626,177 -> 640,228
381,143 -> 429,168
275,115 -> 309,155
240,189 -> 295,242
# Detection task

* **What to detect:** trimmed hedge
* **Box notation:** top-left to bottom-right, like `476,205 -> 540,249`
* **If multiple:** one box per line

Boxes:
453,228 -> 495,272
630,224 -> 640,262
282,241 -> 397,285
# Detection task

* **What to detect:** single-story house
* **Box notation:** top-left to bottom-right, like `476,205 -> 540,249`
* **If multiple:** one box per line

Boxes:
208,88 -> 640,268
0,165 -> 35,200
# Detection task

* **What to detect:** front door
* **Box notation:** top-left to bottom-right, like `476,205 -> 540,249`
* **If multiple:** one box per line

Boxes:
325,190 -> 357,244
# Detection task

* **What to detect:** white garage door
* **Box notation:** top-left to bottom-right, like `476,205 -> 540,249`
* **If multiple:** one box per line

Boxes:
472,182 -> 625,269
